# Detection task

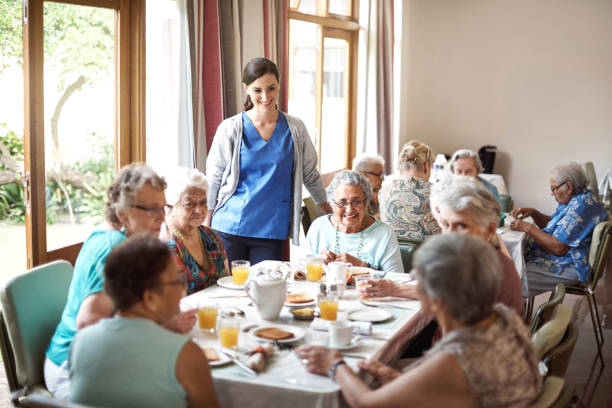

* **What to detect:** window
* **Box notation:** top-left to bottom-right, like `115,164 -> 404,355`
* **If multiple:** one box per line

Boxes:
288,0 -> 359,173
22,0 -> 145,268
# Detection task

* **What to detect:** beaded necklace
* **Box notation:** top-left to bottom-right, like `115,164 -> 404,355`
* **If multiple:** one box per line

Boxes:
333,215 -> 366,259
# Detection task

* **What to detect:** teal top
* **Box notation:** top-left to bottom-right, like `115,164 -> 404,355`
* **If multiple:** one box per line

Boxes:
306,215 -> 403,273
46,226 -> 126,366
69,317 -> 189,408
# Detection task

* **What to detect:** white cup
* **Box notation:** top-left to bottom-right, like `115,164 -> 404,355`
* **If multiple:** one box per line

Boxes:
327,262 -> 352,283
329,320 -> 353,347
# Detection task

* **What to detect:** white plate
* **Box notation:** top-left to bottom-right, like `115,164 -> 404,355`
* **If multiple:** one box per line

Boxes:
347,308 -> 392,323
202,347 -> 232,366
284,299 -> 316,308
216,276 -> 245,290
328,336 -> 362,350
248,325 -> 306,344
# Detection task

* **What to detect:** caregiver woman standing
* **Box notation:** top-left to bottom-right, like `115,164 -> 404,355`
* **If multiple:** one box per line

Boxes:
205,58 -> 330,263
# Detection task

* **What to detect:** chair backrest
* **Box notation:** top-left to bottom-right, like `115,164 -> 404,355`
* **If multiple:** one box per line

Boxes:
532,304 -> 573,361
582,162 -> 599,197
397,238 -> 424,273
0,260 -> 73,390
528,376 -> 573,408
302,196 -> 326,235
530,283 -> 566,333
587,220 -> 612,287
544,322 -> 578,378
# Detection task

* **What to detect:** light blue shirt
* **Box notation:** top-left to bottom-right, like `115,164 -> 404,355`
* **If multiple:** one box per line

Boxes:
306,215 -> 404,273
212,112 -> 294,239
478,175 -> 500,203
46,227 -> 126,366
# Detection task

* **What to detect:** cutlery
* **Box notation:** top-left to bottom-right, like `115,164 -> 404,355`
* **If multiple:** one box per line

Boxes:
365,334 -> 391,341
219,349 -> 257,377
359,300 -> 416,310
340,353 -> 365,359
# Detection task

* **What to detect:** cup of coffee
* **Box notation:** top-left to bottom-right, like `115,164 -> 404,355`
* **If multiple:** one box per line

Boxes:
327,261 -> 352,283
329,320 -> 353,348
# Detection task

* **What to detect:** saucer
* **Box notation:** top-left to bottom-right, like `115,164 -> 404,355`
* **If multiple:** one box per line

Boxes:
328,336 -> 362,350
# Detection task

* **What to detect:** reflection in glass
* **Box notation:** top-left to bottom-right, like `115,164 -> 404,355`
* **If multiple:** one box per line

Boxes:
320,38 -> 348,174
43,3 -> 115,251
328,0 -> 350,16
288,20 -> 320,150
294,0 -> 316,15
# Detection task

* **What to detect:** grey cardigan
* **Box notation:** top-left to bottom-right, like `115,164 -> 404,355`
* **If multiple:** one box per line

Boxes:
206,111 -> 327,244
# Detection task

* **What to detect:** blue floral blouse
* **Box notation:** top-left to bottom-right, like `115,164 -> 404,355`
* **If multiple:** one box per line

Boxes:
525,191 -> 609,282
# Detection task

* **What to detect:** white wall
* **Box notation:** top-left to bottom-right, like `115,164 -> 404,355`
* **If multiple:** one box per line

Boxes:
398,0 -> 612,213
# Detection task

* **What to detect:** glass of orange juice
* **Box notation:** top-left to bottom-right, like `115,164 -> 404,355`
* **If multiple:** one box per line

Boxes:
198,302 -> 218,332
318,292 -> 339,321
231,260 -> 250,285
306,255 -> 324,282
355,275 -> 373,300
218,314 -> 240,348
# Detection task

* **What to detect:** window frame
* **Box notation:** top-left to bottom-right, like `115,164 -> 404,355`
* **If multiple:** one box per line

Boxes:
22,0 -> 146,268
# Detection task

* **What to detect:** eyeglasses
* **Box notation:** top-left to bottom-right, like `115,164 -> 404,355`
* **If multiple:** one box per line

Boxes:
550,181 -> 568,193
363,171 -> 385,179
130,204 -> 170,218
333,199 -> 366,208
181,200 -> 208,210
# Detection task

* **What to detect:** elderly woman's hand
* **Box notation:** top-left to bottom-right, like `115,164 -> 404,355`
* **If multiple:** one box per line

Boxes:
320,250 -> 337,264
335,253 -> 368,268
357,279 -> 399,298
357,360 -> 401,385
295,345 -> 343,376
510,219 -> 532,233
510,207 -> 535,220
165,308 -> 198,334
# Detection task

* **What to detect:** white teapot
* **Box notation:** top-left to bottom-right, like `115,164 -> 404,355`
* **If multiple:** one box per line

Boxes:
245,269 -> 287,320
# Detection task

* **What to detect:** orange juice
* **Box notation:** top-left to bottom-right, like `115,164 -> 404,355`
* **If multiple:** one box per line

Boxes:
198,307 -> 218,330
232,267 -> 250,285
307,264 -> 323,281
355,276 -> 372,299
218,326 -> 239,348
319,299 -> 339,321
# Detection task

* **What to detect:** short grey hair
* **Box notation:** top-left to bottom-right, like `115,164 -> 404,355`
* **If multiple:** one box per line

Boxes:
431,174 -> 501,229
352,154 -> 386,172
449,149 -> 484,174
164,167 -> 208,206
551,162 -> 588,194
105,163 -> 167,224
413,233 -> 501,325
327,170 -> 373,207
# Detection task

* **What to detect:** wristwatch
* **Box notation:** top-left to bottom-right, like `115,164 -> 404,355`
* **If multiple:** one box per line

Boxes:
328,359 -> 347,381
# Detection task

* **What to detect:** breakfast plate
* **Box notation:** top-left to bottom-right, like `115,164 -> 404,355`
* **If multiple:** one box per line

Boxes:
347,308 -> 393,323
200,346 -> 232,366
216,276 -> 245,290
248,324 -> 306,344
328,336 -> 362,351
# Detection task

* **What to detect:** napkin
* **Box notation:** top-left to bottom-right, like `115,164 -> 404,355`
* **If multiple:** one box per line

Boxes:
310,318 -> 372,335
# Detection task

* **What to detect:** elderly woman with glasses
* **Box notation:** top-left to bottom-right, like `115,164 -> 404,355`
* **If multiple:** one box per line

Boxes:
510,162 -> 609,296
352,154 -> 386,218
161,167 -> 229,295
297,234 -> 541,408
379,140 -> 441,240
449,149 -> 500,203
69,235 -> 219,408
45,164 -> 197,399
305,170 -> 402,272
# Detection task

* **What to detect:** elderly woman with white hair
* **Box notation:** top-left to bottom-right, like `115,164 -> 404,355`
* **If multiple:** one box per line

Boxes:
360,175 -> 523,315
510,162 -> 609,296
449,149 -> 500,203
379,140 -> 441,240
305,170 -> 403,272
297,234 -> 542,408
161,167 -> 229,294
352,154 -> 385,217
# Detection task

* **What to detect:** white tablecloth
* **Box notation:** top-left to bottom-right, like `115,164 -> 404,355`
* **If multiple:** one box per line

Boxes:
181,271 -> 424,408
497,227 -> 527,278
480,173 -> 508,195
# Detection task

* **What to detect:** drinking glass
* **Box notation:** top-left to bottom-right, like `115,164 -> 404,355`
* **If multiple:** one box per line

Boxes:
318,291 -> 339,321
355,275 -> 373,300
306,255 -> 324,282
218,314 -> 240,348
231,260 -> 250,285
197,301 -> 218,333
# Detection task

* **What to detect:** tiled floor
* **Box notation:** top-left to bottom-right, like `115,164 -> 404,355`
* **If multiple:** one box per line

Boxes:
1,257 -> 611,407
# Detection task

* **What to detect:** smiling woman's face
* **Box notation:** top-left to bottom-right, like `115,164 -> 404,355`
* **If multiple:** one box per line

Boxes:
332,184 -> 367,232
244,73 -> 279,113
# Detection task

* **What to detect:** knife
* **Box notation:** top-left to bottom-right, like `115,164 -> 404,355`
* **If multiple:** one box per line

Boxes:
219,349 -> 258,377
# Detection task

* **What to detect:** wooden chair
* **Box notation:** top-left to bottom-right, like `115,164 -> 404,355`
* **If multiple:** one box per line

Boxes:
0,260 -> 73,407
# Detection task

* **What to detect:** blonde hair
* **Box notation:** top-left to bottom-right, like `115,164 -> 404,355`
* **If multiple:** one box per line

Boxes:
398,140 -> 434,172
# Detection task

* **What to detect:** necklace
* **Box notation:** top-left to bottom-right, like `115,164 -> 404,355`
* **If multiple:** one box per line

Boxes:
168,222 -> 209,269
333,216 -> 366,259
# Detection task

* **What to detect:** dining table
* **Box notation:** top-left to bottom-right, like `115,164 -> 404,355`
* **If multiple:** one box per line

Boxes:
180,264 -> 431,408
497,214 -> 530,278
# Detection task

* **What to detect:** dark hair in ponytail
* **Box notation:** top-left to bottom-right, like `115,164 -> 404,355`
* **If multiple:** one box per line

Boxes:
242,57 -> 280,111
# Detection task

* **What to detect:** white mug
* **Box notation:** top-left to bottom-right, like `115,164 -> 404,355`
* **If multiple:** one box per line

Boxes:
327,261 -> 352,283
329,320 -> 353,347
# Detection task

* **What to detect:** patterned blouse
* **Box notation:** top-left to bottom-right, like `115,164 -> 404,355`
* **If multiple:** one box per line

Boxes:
409,304 -> 542,407
525,191 -> 609,282
161,223 -> 229,295
379,177 -> 441,240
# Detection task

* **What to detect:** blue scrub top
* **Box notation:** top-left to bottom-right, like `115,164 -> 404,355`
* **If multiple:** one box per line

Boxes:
211,112 -> 294,239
